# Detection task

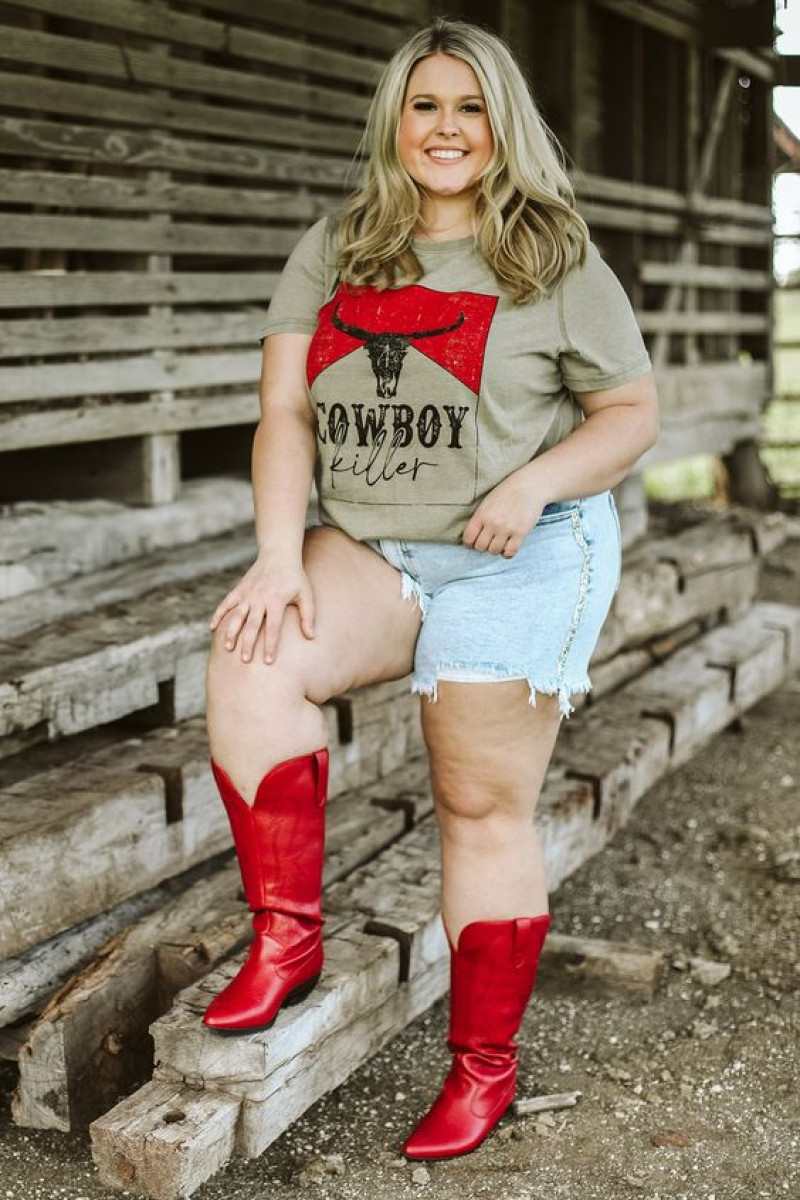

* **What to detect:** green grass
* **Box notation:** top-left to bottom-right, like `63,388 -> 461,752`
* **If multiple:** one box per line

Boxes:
773,287 -> 800,345
644,456 -> 718,501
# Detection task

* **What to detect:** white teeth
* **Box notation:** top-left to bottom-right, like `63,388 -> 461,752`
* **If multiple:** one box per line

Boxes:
427,150 -> 466,160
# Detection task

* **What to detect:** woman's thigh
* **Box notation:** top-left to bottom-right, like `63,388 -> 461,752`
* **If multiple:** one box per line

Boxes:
207,524 -> 424,707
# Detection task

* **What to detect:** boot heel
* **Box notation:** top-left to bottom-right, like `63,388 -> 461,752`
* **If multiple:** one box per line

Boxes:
284,973 -> 321,1007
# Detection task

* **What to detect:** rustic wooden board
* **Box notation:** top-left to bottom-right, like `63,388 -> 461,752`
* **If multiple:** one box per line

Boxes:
90,1079 -> 241,1200
0,478 -> 254,602
0,864 -> 223,1028
537,933 -> 666,1003
149,918 -> 404,1101
0,724 -> 234,959
331,676 -> 427,794
1,527 -> 258,641
552,697 -> 674,839
535,769 -> 610,888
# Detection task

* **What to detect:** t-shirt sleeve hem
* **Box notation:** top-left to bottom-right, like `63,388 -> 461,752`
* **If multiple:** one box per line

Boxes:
561,354 -> 652,392
256,319 -> 319,343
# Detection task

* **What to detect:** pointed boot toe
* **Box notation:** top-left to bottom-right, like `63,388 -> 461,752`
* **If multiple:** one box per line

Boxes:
402,1057 -> 515,1159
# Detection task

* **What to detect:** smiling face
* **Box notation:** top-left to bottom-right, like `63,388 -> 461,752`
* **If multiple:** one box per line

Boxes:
397,52 -> 493,225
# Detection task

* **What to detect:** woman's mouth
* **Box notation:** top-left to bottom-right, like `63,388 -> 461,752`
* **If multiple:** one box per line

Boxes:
424,149 -> 468,162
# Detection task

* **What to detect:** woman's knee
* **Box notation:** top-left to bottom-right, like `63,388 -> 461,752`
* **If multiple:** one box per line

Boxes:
205,623 -> 307,722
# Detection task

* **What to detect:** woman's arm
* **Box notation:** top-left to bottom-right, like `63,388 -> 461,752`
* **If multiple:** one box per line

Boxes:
461,372 -> 659,554
517,371 -> 660,503
251,332 -> 318,562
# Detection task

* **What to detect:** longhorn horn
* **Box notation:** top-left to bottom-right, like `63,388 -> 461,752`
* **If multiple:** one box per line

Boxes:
405,312 -> 465,340
331,305 -> 371,341
332,304 -> 466,342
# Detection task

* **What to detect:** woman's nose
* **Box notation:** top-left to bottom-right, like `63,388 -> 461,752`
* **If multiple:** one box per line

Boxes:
436,114 -> 461,136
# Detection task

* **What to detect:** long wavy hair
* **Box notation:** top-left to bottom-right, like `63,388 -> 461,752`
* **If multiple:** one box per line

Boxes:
334,16 -> 591,305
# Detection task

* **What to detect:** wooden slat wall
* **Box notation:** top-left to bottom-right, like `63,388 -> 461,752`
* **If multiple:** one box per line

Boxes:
0,0 -> 426,500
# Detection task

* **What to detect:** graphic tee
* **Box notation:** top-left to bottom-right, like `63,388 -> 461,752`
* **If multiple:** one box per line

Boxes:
256,215 -> 652,544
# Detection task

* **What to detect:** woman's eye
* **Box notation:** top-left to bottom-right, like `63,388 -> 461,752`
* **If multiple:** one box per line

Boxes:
411,101 -> 484,113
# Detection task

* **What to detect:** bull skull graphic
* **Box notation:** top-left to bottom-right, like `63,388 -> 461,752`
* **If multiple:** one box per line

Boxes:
331,304 -> 466,398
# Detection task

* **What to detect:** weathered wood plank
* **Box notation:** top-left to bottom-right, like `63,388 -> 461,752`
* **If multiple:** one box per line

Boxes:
0,723 -> 236,959
3,3 -> 387,87
3,309 -> 306,359
0,116 -> 355,183
11,741 -> 433,1129
0,30 -> 378,118
536,932 -> 667,1003
150,917 -> 406,1102
0,501 -> 785,760
0,75 -> 362,154
0,271 -> 278,309
0,665 -> 426,957
0,348 -> 260,405
90,1079 -> 241,1200
4,754 -> 419,1126
0,477 -> 254,602
0,213 -> 312,257
1,526 -> 257,639
0,393 -> 260,453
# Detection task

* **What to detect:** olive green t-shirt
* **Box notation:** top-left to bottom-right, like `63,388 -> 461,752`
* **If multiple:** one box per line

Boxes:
257,215 -> 652,544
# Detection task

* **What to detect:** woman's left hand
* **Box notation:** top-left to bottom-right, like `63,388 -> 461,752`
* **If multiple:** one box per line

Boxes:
462,469 -> 549,557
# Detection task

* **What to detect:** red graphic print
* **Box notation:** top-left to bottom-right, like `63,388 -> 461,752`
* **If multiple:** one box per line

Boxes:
307,283 -> 498,396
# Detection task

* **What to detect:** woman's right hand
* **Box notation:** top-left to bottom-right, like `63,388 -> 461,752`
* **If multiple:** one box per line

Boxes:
208,552 -> 316,665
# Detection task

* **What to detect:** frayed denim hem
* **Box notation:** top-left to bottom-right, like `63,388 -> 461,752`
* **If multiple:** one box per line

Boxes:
399,570 -> 431,621
410,665 -> 593,719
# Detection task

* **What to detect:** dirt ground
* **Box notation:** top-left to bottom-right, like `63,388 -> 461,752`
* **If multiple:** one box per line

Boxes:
1,520 -> 798,1200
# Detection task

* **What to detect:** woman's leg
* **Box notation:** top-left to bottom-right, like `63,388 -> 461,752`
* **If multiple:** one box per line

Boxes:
203,525 -> 424,1033
403,679 -> 561,1158
421,679 -> 561,945
206,525 -> 424,806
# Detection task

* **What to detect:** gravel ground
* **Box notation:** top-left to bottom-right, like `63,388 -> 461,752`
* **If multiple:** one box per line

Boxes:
0,522 -> 798,1200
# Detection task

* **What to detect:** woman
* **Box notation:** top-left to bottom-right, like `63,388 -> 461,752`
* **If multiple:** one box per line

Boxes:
203,16 -> 659,1162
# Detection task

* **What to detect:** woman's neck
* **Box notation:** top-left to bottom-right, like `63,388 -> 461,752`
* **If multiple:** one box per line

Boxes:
415,201 -> 477,242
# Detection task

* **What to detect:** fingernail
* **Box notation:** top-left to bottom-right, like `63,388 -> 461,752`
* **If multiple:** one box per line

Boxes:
266,654 -> 273,664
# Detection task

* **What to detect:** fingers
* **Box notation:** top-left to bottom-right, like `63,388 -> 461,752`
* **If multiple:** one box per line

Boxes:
262,602 -> 286,664
237,601 -> 269,663
222,601 -> 252,650
209,578 -> 315,666
297,586 -> 316,641
209,593 -> 241,631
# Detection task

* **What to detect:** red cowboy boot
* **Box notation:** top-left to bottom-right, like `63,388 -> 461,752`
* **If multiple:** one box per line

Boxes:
202,747 -> 329,1035
402,912 -> 551,1159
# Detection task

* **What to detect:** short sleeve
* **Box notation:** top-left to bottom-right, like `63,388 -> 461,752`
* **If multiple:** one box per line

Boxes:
557,241 -> 652,391
255,215 -> 333,344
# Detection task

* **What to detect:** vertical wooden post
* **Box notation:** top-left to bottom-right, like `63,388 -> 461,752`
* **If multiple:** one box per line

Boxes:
685,42 -> 702,367
141,0 -> 180,506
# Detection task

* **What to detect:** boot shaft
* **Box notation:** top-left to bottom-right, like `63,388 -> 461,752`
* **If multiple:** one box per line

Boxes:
209,748 -> 328,918
447,914 -> 551,1055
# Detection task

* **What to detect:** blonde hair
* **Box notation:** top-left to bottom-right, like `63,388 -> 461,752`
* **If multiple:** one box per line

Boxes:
334,15 -> 591,305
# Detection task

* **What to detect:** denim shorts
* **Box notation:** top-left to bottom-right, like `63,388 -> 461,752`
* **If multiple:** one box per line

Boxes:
364,490 -> 622,720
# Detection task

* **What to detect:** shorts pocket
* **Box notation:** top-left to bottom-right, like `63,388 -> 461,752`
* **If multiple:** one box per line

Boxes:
537,499 -> 580,525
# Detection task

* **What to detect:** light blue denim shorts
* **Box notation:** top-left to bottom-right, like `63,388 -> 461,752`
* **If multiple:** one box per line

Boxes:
364,490 -> 622,720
